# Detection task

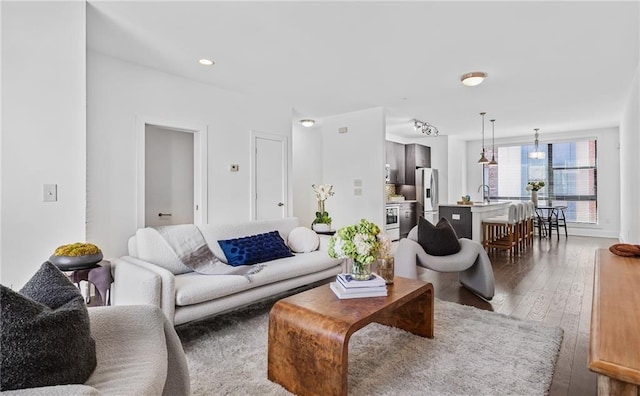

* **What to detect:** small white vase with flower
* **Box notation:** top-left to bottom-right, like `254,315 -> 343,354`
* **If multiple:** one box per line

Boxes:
311,184 -> 334,232
526,181 -> 545,207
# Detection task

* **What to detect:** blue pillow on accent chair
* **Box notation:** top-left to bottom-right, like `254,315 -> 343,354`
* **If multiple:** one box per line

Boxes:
218,230 -> 293,266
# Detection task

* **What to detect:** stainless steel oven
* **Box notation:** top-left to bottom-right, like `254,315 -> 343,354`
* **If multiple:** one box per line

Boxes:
385,204 -> 400,241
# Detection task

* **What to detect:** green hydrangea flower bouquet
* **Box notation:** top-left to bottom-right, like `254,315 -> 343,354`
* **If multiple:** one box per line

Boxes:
328,218 -> 384,280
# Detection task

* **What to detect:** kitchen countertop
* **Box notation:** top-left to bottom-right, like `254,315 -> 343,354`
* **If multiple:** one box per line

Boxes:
440,201 -> 510,207
386,200 -> 417,205
440,201 -> 511,212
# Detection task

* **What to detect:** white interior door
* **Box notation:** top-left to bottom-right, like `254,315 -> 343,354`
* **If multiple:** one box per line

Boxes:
145,125 -> 194,226
252,132 -> 288,220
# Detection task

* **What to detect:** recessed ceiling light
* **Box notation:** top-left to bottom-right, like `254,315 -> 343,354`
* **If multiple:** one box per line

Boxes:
299,119 -> 315,127
198,59 -> 214,66
461,71 -> 487,87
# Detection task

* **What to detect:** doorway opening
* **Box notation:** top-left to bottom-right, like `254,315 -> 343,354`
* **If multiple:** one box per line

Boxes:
136,117 -> 208,228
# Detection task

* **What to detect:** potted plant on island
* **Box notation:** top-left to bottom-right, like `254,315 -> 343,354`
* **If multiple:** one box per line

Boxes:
312,184 -> 334,232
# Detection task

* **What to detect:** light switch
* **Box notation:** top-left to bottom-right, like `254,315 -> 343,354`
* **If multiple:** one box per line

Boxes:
338,127 -> 348,134
354,188 -> 362,196
353,179 -> 362,187
452,214 -> 461,220
43,184 -> 57,202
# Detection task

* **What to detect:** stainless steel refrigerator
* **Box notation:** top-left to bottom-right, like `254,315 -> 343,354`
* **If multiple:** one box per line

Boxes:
416,168 -> 439,225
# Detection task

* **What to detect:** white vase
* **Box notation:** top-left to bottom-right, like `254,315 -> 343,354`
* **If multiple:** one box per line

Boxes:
312,223 -> 330,232
531,190 -> 538,207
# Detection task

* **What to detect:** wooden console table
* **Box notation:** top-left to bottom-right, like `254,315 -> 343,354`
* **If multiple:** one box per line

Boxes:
267,277 -> 433,396
588,249 -> 640,395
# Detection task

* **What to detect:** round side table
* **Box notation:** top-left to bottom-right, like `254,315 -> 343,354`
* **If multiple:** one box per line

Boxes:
51,260 -> 113,305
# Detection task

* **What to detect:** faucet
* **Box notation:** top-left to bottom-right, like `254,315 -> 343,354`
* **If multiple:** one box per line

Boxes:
478,184 -> 490,204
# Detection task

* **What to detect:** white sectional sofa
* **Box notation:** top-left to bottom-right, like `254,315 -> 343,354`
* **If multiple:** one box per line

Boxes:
111,218 -> 343,326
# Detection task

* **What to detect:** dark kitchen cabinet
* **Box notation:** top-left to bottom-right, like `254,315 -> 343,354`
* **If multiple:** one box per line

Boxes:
385,141 -> 405,184
399,202 -> 417,239
404,144 -> 431,185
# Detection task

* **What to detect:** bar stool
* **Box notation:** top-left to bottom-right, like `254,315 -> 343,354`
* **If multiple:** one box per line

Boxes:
515,203 -> 526,252
519,202 -> 530,251
525,201 -> 535,245
483,204 -> 518,257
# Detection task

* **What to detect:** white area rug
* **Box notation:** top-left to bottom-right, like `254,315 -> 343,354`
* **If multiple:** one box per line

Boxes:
176,298 -> 563,396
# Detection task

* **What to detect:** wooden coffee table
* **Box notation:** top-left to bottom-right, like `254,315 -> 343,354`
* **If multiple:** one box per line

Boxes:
267,276 -> 434,396
588,249 -> 640,395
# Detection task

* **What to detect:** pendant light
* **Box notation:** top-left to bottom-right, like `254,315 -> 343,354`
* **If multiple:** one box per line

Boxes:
477,112 -> 489,164
489,119 -> 498,165
528,128 -> 546,159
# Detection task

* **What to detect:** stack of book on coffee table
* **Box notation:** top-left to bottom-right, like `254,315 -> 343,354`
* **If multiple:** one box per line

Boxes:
330,273 -> 387,299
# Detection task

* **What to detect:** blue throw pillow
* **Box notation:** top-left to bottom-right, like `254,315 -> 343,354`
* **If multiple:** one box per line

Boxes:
218,231 -> 293,266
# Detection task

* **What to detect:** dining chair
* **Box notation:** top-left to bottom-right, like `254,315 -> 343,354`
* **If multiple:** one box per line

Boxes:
551,206 -> 568,238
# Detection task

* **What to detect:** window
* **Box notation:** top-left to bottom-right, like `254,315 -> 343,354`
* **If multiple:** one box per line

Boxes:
485,138 -> 597,224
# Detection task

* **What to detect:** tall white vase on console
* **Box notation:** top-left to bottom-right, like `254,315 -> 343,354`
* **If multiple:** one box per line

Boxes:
531,190 -> 538,207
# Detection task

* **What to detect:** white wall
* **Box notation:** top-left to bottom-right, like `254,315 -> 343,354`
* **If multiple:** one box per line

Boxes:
292,111 -> 323,228
1,1 -> 87,288
319,108 -> 386,229
465,127 -> 621,238
87,52 -> 292,259
619,64 -> 640,243
1,2 -> 4,286
447,135 -> 467,204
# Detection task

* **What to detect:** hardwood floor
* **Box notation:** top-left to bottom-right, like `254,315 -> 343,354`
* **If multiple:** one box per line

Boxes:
414,235 -> 617,396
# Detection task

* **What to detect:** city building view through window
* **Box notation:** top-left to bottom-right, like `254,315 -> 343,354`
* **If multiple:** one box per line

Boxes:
485,139 -> 597,223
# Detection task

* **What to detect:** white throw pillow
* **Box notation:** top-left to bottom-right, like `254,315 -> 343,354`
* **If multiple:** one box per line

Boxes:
287,226 -> 320,253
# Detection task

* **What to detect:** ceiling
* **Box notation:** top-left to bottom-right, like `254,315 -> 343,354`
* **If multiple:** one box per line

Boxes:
87,1 -> 639,140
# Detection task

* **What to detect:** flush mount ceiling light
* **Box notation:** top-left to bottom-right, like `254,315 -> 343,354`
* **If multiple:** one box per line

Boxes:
528,128 -> 546,159
299,119 -> 316,127
198,58 -> 214,66
489,119 -> 498,165
461,71 -> 487,87
477,112 -> 490,164
412,119 -> 439,136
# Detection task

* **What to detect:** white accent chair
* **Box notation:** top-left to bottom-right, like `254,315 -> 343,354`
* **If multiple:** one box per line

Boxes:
4,305 -> 190,396
394,226 -> 495,300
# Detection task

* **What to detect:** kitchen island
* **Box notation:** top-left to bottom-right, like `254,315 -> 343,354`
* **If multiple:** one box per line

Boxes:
439,202 -> 511,243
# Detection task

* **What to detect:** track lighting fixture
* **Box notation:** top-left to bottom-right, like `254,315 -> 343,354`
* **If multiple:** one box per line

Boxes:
412,119 -> 439,136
